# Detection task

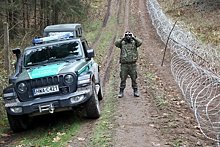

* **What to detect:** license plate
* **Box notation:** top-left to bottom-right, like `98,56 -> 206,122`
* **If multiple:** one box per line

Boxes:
33,85 -> 59,96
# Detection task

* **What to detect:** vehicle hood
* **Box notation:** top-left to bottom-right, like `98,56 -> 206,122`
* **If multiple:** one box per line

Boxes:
16,60 -> 86,82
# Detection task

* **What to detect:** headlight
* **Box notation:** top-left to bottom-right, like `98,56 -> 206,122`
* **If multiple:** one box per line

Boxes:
17,83 -> 27,93
10,107 -> 23,113
64,74 -> 74,84
70,95 -> 84,103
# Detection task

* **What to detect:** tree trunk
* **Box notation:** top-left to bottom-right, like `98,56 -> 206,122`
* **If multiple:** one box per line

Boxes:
22,0 -> 26,33
39,0 -> 44,30
26,0 -> 29,28
3,22 -> 11,75
46,1 -> 50,26
53,2 -> 59,24
34,0 -> 36,28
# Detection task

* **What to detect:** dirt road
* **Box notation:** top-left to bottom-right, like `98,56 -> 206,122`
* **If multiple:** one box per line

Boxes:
66,0 -> 216,146
112,0 -> 168,146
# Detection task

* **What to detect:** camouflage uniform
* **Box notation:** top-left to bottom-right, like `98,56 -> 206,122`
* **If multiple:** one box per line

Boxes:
115,35 -> 142,97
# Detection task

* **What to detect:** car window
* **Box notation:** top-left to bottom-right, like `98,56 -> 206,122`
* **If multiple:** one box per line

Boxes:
24,41 -> 82,67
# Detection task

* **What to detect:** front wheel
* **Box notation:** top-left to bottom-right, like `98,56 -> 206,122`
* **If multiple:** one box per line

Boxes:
85,82 -> 101,119
7,113 -> 32,132
97,76 -> 103,100
98,84 -> 103,100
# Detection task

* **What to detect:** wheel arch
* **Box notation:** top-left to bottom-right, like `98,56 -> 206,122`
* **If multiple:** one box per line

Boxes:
91,62 -> 100,84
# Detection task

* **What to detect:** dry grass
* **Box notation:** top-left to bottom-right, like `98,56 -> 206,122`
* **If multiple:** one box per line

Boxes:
158,0 -> 220,46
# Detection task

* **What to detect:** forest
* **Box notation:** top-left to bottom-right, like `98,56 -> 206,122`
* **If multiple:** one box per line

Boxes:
0,0 -> 91,41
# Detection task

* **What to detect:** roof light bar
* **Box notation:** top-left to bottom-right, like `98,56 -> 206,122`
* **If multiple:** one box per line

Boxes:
32,32 -> 74,45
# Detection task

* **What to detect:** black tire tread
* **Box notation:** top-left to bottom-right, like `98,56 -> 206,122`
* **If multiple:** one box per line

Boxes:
7,113 -> 32,132
85,83 -> 101,119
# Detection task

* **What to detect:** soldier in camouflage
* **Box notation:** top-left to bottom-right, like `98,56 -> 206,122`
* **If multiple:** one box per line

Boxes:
114,31 -> 142,98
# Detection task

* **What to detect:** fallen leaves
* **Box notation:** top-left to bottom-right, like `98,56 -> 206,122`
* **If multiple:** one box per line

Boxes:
0,133 -> 10,137
0,122 -> 5,126
77,137 -> 85,141
52,132 -> 66,143
57,132 -> 66,136
52,136 -> 61,143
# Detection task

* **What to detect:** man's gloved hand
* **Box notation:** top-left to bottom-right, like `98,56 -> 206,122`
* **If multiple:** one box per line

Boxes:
131,33 -> 137,41
130,32 -> 134,38
123,33 -> 126,39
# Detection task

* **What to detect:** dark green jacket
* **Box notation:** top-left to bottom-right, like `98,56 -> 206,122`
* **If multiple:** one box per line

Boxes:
115,37 -> 142,63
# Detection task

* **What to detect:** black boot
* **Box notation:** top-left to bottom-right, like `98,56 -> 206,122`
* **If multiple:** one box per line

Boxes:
133,88 -> 140,97
118,88 -> 124,98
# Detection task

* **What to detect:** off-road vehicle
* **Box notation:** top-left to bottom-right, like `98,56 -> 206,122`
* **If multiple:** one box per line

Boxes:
3,24 -> 103,132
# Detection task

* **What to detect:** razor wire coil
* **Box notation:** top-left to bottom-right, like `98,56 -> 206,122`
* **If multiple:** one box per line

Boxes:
146,0 -> 220,143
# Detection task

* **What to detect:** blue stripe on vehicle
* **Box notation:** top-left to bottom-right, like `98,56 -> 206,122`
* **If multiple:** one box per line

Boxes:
78,60 -> 93,74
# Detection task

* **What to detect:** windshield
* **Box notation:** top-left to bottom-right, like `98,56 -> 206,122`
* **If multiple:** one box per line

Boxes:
24,41 -> 82,67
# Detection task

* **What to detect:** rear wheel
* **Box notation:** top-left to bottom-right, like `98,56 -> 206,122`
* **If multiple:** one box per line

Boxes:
7,113 -> 32,132
85,82 -> 101,118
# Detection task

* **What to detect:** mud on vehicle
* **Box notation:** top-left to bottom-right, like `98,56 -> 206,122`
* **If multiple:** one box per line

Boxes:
3,24 -> 103,132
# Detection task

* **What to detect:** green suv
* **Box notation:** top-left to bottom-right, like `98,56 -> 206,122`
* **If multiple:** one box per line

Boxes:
3,24 -> 103,132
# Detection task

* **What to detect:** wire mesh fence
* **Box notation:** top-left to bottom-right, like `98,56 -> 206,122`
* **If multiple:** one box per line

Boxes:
146,0 -> 220,144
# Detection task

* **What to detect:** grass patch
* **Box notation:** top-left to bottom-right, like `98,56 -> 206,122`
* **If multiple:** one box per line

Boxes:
89,95 -> 116,146
144,69 -> 169,110
83,0 -> 107,45
0,68 -> 10,137
146,73 -> 156,81
0,114 -> 9,134
11,112 -> 83,147
89,2 -> 120,144
90,46 -> 118,147
95,29 -> 115,64
83,20 -> 103,45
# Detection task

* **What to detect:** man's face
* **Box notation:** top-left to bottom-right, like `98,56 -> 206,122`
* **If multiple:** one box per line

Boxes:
125,33 -> 132,41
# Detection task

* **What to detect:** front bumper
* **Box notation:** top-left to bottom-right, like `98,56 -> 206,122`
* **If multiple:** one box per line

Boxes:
4,85 -> 92,116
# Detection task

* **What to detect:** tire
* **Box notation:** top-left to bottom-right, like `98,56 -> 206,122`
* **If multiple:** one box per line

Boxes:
98,84 -> 103,100
85,82 -> 101,119
97,76 -> 103,100
7,113 -> 32,132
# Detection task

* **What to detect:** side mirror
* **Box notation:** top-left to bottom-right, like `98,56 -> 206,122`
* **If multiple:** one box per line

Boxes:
12,48 -> 21,55
9,48 -> 22,84
87,49 -> 95,58
12,48 -> 21,69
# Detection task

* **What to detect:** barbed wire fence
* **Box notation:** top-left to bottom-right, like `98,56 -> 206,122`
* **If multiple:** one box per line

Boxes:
146,0 -> 220,145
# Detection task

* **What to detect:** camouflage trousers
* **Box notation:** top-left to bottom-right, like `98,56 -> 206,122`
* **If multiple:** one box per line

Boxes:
120,62 -> 137,89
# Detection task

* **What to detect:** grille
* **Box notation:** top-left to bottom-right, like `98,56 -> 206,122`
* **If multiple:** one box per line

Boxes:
15,74 -> 77,102
29,76 -> 61,88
